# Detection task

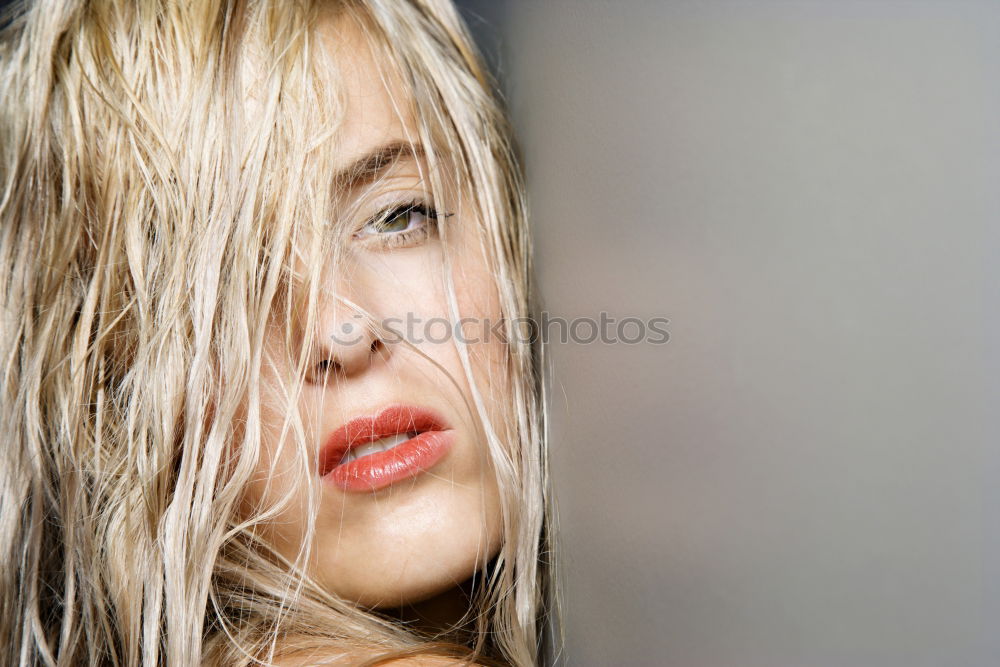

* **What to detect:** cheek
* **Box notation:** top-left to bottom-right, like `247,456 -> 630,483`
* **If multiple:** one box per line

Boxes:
456,275 -> 508,398
446,232 -> 515,461
364,233 -> 505,365
451,237 -> 509,386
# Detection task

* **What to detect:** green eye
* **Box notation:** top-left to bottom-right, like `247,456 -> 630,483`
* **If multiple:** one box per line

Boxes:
353,201 -> 448,250
359,203 -> 435,237
377,206 -> 425,233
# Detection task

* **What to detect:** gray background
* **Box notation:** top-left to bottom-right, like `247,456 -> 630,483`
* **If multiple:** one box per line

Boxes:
456,1 -> 1000,666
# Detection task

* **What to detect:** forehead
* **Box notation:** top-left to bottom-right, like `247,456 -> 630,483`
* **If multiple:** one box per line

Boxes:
315,13 -> 418,169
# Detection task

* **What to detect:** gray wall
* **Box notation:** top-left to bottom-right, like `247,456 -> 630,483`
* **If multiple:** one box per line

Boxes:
462,1 -> 1000,665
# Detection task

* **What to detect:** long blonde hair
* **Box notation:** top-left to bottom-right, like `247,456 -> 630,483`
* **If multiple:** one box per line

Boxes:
0,0 -> 558,664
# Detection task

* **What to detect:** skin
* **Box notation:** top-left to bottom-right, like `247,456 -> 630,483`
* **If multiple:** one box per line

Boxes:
239,11 -> 507,629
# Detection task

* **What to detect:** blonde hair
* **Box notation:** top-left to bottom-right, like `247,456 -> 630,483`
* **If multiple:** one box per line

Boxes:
0,1 -> 559,665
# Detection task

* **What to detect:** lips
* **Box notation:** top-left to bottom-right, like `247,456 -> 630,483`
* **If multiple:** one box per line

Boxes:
318,404 -> 454,492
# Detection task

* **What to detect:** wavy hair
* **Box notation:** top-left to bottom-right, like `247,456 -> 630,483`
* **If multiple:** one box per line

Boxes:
0,0 -> 559,665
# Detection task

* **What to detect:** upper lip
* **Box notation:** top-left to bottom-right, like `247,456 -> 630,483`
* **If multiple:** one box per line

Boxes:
318,404 -> 451,477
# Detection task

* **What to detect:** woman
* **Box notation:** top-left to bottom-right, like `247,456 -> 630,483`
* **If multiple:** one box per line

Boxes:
0,1 -> 557,665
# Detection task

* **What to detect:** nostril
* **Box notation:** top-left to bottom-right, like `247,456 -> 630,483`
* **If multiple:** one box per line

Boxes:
369,339 -> 383,355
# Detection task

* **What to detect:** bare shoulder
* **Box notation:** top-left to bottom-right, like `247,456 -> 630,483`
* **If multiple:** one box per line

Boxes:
271,651 -> 487,667
380,658 -> 487,666
382,658 -> 490,666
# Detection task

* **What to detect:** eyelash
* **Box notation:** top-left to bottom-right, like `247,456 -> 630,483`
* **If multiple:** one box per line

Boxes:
353,199 -> 450,250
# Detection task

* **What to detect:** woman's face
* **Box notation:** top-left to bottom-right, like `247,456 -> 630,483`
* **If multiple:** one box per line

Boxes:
241,18 -> 506,608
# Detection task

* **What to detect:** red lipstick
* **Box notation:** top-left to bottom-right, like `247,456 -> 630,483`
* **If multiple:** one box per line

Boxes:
319,404 -> 454,492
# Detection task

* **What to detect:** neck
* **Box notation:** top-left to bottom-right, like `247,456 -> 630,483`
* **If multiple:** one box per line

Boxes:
381,575 -> 478,639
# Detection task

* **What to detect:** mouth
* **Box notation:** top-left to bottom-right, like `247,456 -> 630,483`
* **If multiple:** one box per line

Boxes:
338,431 -> 421,464
319,404 -> 454,492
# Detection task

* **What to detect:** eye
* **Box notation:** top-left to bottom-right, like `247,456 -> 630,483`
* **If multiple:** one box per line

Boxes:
358,201 -> 434,236
353,200 -> 449,250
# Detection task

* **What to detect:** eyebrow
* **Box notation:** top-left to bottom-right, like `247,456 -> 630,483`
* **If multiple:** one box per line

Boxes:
332,140 -> 425,189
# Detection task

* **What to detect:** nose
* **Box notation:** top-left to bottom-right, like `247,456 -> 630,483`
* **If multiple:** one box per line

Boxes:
305,306 -> 388,383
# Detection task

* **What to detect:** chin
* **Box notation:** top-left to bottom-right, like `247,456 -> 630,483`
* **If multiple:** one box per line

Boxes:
323,506 -> 503,610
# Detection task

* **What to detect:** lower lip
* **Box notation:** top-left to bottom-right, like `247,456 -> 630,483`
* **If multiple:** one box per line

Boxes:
324,430 -> 455,492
